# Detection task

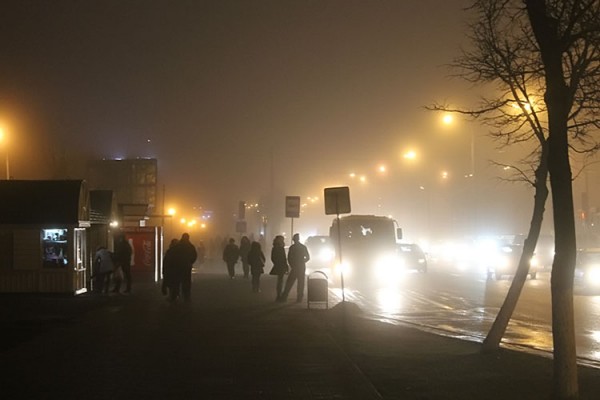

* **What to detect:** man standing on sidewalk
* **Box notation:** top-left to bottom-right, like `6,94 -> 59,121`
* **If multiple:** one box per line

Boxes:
113,234 -> 133,294
174,232 -> 197,302
279,233 -> 310,302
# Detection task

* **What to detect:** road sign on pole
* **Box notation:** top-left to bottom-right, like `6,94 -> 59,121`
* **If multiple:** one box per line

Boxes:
285,196 -> 301,218
324,186 -> 351,215
324,186 -> 351,303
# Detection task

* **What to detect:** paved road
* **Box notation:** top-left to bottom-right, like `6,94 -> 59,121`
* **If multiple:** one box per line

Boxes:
338,264 -> 600,367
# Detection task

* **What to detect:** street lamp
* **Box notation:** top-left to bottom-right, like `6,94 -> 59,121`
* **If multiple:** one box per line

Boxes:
0,128 -> 9,180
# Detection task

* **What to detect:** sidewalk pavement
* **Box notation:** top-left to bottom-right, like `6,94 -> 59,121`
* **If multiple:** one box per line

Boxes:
1,261 -> 600,399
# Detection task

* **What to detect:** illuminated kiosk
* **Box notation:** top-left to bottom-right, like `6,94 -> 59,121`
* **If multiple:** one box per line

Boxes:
0,180 -> 90,295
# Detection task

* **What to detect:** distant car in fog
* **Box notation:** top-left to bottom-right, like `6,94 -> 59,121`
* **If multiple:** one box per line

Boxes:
575,248 -> 600,291
486,243 -> 541,280
397,243 -> 427,273
305,235 -> 335,275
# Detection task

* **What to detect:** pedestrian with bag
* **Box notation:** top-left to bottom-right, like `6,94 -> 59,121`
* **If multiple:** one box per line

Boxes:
247,241 -> 266,293
269,235 -> 289,301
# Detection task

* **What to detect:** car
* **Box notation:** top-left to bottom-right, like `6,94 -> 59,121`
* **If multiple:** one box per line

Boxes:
486,243 -> 540,280
305,235 -> 335,276
397,243 -> 427,273
575,248 -> 600,291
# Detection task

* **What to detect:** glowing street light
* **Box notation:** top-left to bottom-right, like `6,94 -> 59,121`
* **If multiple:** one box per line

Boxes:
403,150 -> 417,160
442,113 -> 454,125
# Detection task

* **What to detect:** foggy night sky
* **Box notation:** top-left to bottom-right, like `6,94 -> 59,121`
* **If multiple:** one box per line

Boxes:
1,0 -> 533,235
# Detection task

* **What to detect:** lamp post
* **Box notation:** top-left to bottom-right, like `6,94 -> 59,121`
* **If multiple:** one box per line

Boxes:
0,128 -> 9,179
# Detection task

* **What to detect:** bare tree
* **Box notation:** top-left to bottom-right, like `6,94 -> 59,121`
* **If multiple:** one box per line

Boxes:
432,1 -> 600,398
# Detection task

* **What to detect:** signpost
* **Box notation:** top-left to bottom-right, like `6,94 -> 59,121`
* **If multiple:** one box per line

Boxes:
236,201 -> 247,234
324,186 -> 351,302
285,196 -> 301,237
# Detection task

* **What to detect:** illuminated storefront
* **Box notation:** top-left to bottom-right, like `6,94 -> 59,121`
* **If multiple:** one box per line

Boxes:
0,180 -> 90,294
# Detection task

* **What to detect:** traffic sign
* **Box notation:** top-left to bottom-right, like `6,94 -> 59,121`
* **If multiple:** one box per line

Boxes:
285,196 -> 301,218
324,186 -> 351,215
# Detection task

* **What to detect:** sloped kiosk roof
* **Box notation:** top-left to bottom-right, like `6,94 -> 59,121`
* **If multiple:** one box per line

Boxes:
0,180 -> 88,225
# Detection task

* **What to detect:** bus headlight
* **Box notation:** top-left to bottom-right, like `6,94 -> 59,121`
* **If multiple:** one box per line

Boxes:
375,254 -> 403,282
334,261 -> 352,278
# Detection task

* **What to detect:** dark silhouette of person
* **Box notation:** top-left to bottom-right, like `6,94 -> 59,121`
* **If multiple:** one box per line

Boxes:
162,238 -> 179,299
93,246 -> 114,294
239,236 -> 251,279
113,234 -> 133,293
197,240 -> 206,266
173,233 -> 197,302
279,233 -> 310,302
247,241 -> 266,293
270,235 -> 289,301
222,238 -> 240,279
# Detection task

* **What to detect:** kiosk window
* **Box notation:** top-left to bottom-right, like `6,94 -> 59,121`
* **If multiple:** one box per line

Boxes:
42,229 -> 68,268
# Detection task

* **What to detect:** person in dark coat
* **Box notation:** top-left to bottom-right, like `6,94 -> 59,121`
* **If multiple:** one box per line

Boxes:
93,246 -> 114,294
270,235 -> 289,301
247,241 -> 266,293
239,236 -> 251,279
162,238 -> 179,298
174,233 -> 197,302
279,233 -> 310,302
222,238 -> 240,279
112,234 -> 133,293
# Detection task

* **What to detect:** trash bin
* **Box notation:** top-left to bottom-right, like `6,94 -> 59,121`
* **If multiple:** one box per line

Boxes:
307,271 -> 328,309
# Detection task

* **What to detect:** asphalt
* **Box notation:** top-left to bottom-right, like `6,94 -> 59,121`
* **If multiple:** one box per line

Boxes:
1,260 -> 600,399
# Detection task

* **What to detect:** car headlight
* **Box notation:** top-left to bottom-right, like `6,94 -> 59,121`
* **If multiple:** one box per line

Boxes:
529,256 -> 539,267
318,248 -> 335,263
586,265 -> 600,285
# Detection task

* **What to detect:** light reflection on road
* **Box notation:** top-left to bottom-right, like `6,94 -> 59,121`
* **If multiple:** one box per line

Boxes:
328,267 -> 600,369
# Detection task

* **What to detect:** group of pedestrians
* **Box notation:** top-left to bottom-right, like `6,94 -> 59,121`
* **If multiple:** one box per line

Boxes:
221,233 -> 310,302
92,234 -> 133,294
162,233 -> 198,302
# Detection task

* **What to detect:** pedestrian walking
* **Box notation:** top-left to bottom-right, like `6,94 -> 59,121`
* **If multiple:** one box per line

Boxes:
247,241 -> 266,293
197,240 -> 206,266
162,238 -> 179,299
279,233 -> 310,302
173,233 -> 197,302
269,235 -> 289,301
239,236 -> 251,279
222,238 -> 240,279
112,234 -> 133,293
92,246 -> 114,294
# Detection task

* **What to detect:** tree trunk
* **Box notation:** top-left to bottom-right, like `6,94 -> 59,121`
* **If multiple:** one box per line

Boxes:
482,151 -> 548,352
525,1 -> 579,398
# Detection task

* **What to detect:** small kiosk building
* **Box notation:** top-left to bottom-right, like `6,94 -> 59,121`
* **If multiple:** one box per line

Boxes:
0,180 -> 90,294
